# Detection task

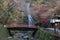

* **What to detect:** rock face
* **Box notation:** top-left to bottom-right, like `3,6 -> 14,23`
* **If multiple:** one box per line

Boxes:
14,0 -> 26,11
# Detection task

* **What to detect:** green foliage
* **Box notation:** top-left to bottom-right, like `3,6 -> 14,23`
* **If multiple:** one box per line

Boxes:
0,1 -> 9,24
35,28 -> 54,40
0,0 -> 19,24
29,0 -> 46,4
29,0 -> 56,8
0,23 -> 8,40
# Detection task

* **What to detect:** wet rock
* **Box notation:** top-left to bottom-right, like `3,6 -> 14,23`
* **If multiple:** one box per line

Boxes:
13,31 -> 34,40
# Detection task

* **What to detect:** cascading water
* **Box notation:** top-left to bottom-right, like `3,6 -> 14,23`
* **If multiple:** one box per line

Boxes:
26,2 -> 34,27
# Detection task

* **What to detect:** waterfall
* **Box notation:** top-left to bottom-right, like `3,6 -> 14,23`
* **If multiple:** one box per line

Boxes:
26,2 -> 34,27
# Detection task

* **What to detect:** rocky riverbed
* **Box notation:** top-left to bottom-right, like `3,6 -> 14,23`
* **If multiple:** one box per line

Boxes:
8,31 -> 39,40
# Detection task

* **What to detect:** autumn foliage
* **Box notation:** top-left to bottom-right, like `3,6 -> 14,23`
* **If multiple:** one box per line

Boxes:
31,4 -> 55,27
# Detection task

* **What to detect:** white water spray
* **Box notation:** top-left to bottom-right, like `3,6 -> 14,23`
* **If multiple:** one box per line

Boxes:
26,2 -> 34,27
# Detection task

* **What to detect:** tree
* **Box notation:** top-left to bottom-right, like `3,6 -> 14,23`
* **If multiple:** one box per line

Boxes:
0,0 -> 20,24
31,3 -> 56,27
29,0 -> 47,4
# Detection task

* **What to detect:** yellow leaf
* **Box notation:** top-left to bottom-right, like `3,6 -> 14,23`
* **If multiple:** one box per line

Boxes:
3,1 -> 8,8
